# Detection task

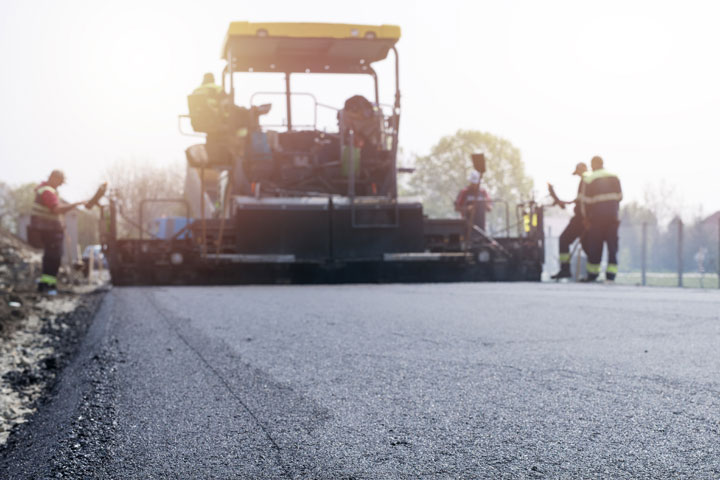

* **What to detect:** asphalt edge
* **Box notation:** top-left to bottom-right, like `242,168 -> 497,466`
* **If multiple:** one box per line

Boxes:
0,289 -> 115,478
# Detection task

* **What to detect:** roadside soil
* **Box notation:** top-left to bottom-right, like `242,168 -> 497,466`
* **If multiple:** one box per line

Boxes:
0,229 -> 105,446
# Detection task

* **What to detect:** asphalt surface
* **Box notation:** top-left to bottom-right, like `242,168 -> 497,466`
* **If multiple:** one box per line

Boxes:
3,283 -> 720,478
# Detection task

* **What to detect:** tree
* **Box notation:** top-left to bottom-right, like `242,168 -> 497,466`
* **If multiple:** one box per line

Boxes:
11,183 -> 37,217
0,181 -> 14,232
407,130 -> 534,231
0,182 -> 37,234
101,159 -> 185,238
642,180 -> 683,228
617,202 -> 659,272
76,209 -> 99,249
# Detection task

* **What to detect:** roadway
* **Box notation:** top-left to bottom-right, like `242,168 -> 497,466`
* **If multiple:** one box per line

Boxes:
3,283 -> 720,478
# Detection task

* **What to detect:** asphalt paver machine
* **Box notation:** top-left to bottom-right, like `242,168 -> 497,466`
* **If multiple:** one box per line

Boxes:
104,22 -> 544,285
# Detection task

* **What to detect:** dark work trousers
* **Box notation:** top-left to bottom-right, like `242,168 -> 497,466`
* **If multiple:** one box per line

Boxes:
558,215 -> 585,264
462,201 -> 488,231
585,217 -> 619,279
469,203 -> 487,231
40,228 -> 64,279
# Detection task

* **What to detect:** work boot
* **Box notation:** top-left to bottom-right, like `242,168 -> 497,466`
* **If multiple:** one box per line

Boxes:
551,264 -> 572,280
37,278 -> 59,295
579,274 -> 599,283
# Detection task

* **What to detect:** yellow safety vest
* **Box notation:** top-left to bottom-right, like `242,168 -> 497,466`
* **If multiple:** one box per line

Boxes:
192,82 -> 225,112
579,169 -> 622,218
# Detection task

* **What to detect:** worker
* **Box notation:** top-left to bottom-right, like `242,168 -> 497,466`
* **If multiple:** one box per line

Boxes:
30,170 -> 83,294
455,170 -> 492,230
339,95 -> 381,148
580,156 -> 623,282
193,73 -> 224,112
189,72 -> 264,169
190,72 -> 254,132
550,162 -> 588,279
188,72 -> 227,134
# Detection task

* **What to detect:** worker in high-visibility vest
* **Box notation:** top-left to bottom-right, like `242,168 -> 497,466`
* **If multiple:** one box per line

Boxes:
30,170 -> 83,294
189,72 -> 253,133
193,73 -> 224,111
550,162 -> 588,279
188,72 -> 259,168
188,73 -> 226,133
580,156 -> 623,282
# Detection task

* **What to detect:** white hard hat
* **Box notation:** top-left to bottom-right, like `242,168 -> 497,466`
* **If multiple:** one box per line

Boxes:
468,170 -> 481,184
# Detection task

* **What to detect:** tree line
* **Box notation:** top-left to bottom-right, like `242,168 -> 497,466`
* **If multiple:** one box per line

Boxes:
2,129 -> 715,275
0,159 -> 184,246
618,202 -> 719,274
403,129 -> 534,235
0,181 -> 99,248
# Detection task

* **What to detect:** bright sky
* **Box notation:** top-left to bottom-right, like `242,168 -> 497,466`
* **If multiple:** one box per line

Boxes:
1,0 -> 719,217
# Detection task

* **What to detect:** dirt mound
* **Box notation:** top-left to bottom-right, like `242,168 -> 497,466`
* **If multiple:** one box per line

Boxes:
0,230 -> 42,338
0,230 -> 41,294
0,294 -> 89,445
0,228 -> 106,447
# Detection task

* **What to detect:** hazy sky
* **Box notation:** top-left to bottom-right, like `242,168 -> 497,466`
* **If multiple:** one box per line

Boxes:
1,0 -> 719,217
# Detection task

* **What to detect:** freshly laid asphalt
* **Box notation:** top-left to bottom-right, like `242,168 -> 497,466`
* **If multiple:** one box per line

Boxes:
3,283 -> 720,478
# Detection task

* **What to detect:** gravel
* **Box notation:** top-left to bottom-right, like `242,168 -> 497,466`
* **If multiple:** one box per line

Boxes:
0,291 -> 104,446
0,291 -> 105,478
0,228 -> 106,448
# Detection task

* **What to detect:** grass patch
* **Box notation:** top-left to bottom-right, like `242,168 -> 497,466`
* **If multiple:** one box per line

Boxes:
616,272 -> 719,289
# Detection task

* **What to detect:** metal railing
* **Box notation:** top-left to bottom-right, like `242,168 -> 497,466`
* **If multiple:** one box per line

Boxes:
544,216 -> 720,288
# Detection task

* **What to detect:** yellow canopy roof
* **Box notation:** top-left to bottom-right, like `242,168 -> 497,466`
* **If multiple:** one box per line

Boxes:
222,22 -> 401,74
